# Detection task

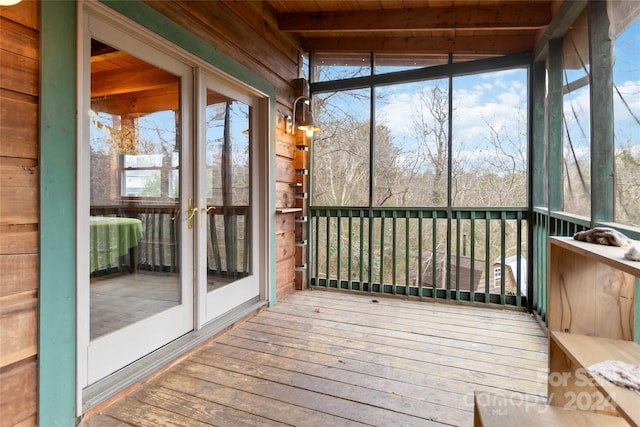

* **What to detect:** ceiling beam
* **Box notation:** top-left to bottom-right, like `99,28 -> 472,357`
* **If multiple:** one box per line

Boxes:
91,85 -> 179,116
279,5 -> 551,32
302,34 -> 536,55
91,64 -> 179,98
533,0 -> 588,62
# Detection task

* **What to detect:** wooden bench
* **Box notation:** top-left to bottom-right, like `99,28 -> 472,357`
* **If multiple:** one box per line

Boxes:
549,332 -> 640,426
474,392 -> 630,426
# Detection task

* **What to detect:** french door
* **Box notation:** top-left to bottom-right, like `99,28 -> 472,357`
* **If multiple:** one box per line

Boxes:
78,8 -> 267,389
195,72 -> 262,326
79,14 -> 195,386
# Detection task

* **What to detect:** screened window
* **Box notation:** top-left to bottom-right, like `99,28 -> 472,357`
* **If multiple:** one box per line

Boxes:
312,52 -> 371,82
452,69 -> 528,207
375,53 -> 448,74
561,9 -> 591,217
375,79 -> 449,207
312,89 -> 371,206
310,55 -> 529,209
613,14 -> 640,227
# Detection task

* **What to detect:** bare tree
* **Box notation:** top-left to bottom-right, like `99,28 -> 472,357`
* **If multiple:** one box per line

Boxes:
412,83 -> 450,206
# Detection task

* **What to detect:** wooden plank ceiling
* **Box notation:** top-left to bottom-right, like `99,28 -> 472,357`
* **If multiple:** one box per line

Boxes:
267,0 -> 555,57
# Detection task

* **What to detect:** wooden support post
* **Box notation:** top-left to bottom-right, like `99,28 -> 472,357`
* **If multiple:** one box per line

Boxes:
547,38 -> 564,214
588,1 -> 614,224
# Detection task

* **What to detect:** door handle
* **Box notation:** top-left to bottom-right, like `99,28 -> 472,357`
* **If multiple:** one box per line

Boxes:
186,198 -> 197,229
199,198 -> 216,214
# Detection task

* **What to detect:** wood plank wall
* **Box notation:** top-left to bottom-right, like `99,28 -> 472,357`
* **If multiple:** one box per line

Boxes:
0,2 -> 301,423
0,1 -> 39,426
145,1 -> 303,299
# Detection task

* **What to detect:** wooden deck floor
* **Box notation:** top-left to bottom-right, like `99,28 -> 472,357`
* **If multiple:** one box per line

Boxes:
82,290 -> 548,427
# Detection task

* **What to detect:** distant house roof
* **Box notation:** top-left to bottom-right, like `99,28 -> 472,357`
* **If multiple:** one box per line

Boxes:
412,250 -> 485,291
493,255 -> 527,296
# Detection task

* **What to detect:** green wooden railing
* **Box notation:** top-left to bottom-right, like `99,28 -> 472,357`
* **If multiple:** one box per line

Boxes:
309,207 -> 530,307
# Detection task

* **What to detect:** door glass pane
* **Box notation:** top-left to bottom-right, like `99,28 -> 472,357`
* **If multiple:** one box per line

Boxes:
205,89 -> 251,292
89,39 -> 182,340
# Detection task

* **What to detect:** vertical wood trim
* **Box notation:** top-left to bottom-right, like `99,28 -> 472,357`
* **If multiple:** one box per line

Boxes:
39,0 -> 77,424
532,61 -> 546,208
530,61 -> 546,311
268,96 -> 277,305
547,39 -> 564,213
636,277 -> 640,343
588,1 -> 614,223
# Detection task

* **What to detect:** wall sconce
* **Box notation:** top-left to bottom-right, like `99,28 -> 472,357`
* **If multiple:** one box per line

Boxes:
288,96 -> 321,137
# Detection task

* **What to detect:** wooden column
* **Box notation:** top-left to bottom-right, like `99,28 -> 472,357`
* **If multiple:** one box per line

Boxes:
588,1 -> 614,224
547,38 -> 564,215
531,61 -> 547,209
39,0 -> 78,424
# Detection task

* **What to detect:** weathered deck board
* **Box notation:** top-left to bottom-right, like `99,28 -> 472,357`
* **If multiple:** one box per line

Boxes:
83,290 -> 548,426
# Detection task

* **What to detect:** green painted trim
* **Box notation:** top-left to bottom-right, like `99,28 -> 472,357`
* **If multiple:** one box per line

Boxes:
532,61 -> 546,208
268,97 -> 277,306
588,1 -> 614,223
547,39 -> 564,212
39,1 -> 78,425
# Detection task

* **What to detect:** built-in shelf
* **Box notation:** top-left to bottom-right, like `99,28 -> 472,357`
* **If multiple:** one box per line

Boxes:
476,236 -> 640,426
550,236 -> 640,277
275,208 -> 302,214
547,236 -> 639,425
550,331 -> 640,426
